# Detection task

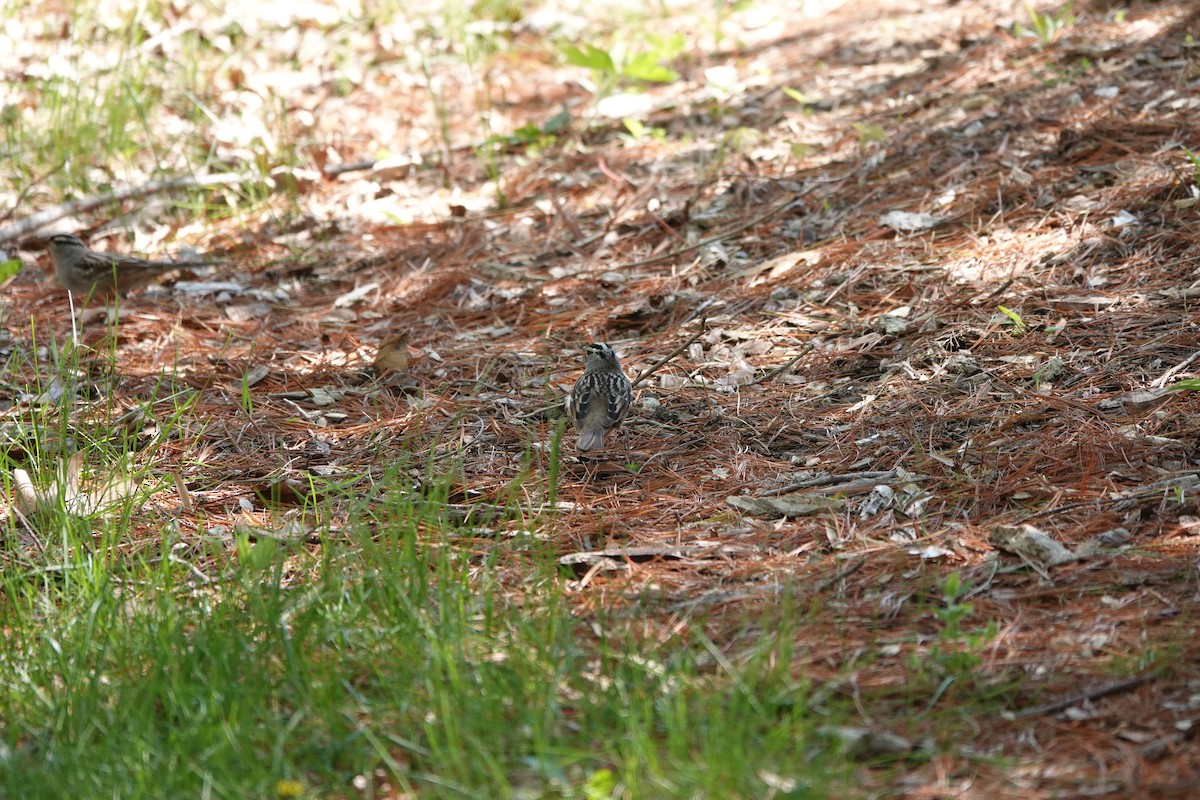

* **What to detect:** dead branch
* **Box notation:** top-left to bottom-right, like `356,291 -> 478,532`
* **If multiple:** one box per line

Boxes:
630,317 -> 708,390
817,557 -> 866,591
0,162 -> 65,227
1013,672 -> 1157,718
323,160 -> 377,177
740,344 -> 815,388
0,172 -> 259,243
762,470 -> 896,497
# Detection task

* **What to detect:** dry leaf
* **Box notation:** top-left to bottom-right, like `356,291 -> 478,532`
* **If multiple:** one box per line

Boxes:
11,452 -> 145,519
374,331 -> 410,374
12,468 -> 49,517
172,472 -> 192,513
334,282 -> 379,308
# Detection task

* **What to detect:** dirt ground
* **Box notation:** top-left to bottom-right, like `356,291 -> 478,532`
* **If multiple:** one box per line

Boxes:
8,0 -> 1200,796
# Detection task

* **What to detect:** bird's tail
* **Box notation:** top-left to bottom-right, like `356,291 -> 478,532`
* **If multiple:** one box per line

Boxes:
576,428 -> 605,452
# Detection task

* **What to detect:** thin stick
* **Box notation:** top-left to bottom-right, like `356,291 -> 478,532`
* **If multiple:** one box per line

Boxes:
740,344 -> 813,388
817,557 -> 865,591
323,159 -> 377,177
1151,350 -> 1200,388
630,317 -> 707,390
1013,672 -> 1156,718
7,504 -> 45,555
610,170 -> 866,273
0,171 -> 258,243
0,162 -> 65,226
615,199 -> 798,271
762,470 -> 895,498
68,289 -> 78,347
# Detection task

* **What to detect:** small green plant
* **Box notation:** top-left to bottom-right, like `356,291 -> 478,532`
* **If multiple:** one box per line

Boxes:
702,125 -> 763,180
997,305 -> 1027,334
560,32 -> 686,105
926,572 -> 999,679
1014,2 -> 1076,45
619,117 -> 667,144
476,110 -> 570,205
1169,376 -> 1200,392
240,370 -> 255,415
788,141 -> 815,161
851,121 -> 888,150
582,768 -> 618,799
723,126 -> 763,154
0,257 -> 22,282
1031,355 -> 1064,387
782,87 -> 822,108
1182,146 -> 1200,184
485,109 -> 570,153
934,572 -> 973,641
1107,646 -> 1169,678
234,530 -> 279,571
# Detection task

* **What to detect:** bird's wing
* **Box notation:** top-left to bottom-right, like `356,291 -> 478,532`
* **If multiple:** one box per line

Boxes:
569,381 -> 593,424
605,380 -> 631,424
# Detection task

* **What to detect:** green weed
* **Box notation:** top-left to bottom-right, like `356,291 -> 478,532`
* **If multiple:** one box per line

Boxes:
1014,2 -> 1076,45
997,305 -> 1027,334
560,33 -> 686,108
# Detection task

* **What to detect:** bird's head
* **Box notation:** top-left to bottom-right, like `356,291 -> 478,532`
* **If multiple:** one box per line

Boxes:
584,342 -> 620,370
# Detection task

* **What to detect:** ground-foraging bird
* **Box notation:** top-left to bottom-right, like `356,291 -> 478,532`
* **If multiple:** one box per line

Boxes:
566,341 -> 633,452
47,233 -> 217,297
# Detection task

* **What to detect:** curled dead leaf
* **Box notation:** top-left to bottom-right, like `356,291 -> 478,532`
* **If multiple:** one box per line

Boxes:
374,331 -> 410,374
9,452 -> 150,522
12,468 -> 50,517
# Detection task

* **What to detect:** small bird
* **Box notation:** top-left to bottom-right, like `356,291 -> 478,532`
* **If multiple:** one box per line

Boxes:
566,342 -> 633,452
47,233 -> 216,297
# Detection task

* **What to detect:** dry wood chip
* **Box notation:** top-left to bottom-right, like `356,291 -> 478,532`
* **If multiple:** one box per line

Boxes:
727,493 -> 846,518
559,545 -> 729,574
989,524 -> 1077,572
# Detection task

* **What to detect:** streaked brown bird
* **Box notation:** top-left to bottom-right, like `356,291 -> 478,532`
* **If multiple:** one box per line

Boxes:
47,233 -> 216,297
566,342 -> 633,452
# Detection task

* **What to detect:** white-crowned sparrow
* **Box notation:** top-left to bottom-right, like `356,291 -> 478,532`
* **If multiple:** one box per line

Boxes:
47,233 -> 216,297
566,342 -> 633,452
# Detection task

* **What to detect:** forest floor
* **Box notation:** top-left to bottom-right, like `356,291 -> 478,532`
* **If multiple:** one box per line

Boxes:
6,0 -> 1200,796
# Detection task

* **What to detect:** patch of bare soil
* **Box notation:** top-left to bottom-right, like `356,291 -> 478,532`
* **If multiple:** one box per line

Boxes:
7,0 -> 1200,795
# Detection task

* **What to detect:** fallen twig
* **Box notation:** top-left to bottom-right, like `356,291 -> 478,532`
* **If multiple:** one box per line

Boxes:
1150,350 -> 1200,388
740,344 -> 814,388
1021,470 -> 1200,521
762,470 -> 896,497
817,557 -> 866,591
0,171 -> 259,242
0,162 -> 65,227
323,159 -> 377,177
630,316 -> 708,390
1013,672 -> 1157,718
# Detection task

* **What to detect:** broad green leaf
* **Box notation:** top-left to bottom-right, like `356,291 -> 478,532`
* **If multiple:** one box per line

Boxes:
562,43 -> 614,73
623,52 -> 678,83
542,109 -> 570,134
645,32 -> 686,60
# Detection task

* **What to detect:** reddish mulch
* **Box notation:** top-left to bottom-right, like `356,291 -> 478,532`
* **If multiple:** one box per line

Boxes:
6,0 -> 1200,795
